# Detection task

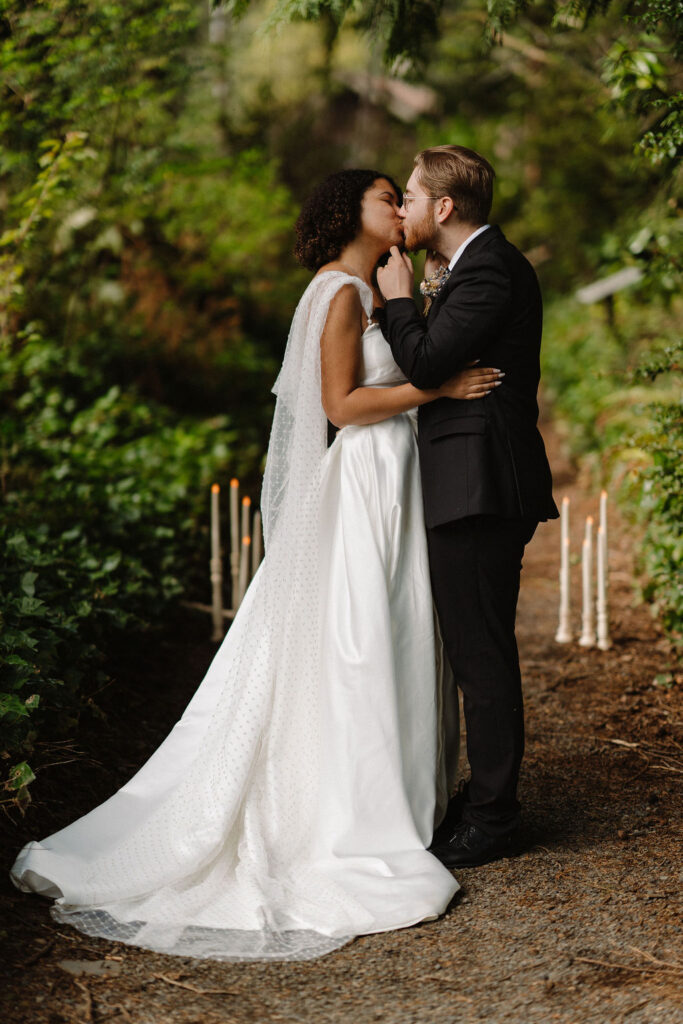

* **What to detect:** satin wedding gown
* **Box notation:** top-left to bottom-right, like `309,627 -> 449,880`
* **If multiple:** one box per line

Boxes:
11,272 -> 460,962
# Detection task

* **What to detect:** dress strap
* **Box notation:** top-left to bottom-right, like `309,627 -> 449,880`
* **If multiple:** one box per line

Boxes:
314,271 -> 374,320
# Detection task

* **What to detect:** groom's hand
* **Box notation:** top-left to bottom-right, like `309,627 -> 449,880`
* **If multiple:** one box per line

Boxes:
377,246 -> 414,301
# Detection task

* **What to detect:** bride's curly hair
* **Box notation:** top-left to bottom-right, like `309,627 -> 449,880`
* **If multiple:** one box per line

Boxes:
294,169 -> 401,272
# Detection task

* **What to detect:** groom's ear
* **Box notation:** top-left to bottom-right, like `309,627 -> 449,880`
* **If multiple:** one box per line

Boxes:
436,197 -> 456,223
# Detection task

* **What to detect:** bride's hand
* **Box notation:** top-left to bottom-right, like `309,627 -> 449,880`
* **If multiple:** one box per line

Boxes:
438,363 -> 504,401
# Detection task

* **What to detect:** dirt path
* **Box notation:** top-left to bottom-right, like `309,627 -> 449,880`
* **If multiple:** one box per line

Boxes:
1,421 -> 681,1024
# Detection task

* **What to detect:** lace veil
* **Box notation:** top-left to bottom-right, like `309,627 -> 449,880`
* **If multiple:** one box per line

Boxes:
261,271 -> 373,548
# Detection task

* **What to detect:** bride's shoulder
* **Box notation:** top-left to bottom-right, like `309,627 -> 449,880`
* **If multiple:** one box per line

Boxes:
311,265 -> 372,314
305,267 -> 360,306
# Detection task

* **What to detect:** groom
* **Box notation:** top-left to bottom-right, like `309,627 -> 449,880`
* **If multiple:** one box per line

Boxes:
377,144 -> 558,868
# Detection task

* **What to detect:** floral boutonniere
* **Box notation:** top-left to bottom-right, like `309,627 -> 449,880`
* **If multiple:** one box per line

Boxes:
419,264 -> 451,315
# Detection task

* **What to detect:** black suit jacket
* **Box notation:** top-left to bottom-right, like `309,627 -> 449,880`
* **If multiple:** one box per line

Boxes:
385,225 -> 558,529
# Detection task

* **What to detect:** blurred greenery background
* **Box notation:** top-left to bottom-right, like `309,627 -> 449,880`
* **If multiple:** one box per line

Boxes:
1,0 -> 681,803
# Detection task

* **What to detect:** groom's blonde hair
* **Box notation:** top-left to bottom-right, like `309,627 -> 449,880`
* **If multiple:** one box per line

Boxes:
414,145 -> 495,225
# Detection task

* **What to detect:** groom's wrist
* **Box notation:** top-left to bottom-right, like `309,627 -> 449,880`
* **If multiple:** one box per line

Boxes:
385,296 -> 421,317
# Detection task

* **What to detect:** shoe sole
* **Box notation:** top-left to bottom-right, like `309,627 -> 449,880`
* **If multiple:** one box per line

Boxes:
435,842 -> 521,869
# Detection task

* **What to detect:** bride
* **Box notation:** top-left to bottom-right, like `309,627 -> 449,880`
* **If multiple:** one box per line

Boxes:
11,169 -> 502,962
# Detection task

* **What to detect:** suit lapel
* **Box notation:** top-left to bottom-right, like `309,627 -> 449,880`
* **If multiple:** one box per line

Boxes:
427,225 -> 504,323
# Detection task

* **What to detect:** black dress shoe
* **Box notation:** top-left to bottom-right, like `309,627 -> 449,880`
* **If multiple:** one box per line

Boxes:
431,822 -> 520,868
429,781 -> 468,850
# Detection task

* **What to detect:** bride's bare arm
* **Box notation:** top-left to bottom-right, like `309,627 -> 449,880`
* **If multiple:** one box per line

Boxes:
320,284 -> 501,429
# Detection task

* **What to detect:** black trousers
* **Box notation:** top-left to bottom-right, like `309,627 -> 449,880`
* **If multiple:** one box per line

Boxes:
427,515 -> 537,837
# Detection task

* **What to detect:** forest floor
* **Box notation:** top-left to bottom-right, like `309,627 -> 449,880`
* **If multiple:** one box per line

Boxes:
1,420 -> 681,1024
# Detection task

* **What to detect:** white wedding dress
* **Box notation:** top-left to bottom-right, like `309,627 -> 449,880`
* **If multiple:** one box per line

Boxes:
11,272 -> 460,962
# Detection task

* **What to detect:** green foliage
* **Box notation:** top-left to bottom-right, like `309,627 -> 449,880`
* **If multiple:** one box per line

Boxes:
636,400 -> 683,639
543,296 -> 683,648
0,322 -> 247,804
629,340 -> 683,638
0,1 -> 298,801
237,0 -> 446,64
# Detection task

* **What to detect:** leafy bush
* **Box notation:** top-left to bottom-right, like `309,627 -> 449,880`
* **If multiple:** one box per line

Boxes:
0,321 -> 259,805
543,295 -> 683,650
630,348 -> 683,640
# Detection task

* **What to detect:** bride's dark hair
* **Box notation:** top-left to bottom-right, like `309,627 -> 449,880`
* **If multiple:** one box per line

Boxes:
294,169 -> 401,272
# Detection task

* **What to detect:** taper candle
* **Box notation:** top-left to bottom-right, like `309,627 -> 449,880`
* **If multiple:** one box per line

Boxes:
579,517 -> 596,647
241,495 -> 251,546
229,478 -> 240,610
555,497 -> 572,643
597,524 -> 610,650
210,484 -> 224,642
599,489 -> 608,588
238,535 -> 251,607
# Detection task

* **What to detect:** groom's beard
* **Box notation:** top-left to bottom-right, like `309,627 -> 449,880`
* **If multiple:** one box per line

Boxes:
403,208 -> 439,253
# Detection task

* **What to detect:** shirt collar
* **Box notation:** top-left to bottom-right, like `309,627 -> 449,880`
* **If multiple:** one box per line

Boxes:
447,224 -> 491,272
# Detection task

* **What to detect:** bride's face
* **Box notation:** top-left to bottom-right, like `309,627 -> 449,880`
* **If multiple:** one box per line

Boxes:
358,179 -> 404,251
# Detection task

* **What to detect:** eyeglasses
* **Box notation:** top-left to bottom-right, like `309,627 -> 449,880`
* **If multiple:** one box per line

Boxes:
401,194 -> 457,212
402,193 -> 438,210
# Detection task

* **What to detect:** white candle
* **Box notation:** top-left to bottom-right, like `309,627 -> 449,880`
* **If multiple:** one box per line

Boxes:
555,497 -> 572,643
597,524 -> 610,650
579,517 -> 596,647
211,483 -> 220,561
229,478 -> 240,610
599,489 -> 608,588
241,495 -> 251,546
599,489 -> 607,542
210,484 -> 223,642
251,510 -> 262,579
238,535 -> 251,608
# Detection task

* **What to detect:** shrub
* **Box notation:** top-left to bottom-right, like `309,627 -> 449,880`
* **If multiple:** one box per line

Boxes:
542,294 -> 682,651
0,326 -> 258,806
